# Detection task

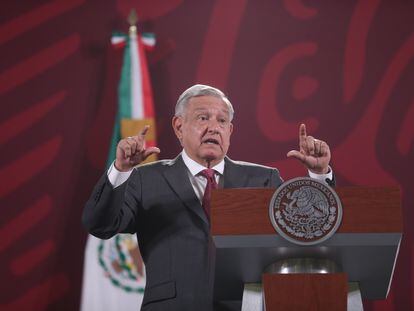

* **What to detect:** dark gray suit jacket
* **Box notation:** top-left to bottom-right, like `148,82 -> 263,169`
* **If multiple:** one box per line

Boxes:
82,155 -> 282,311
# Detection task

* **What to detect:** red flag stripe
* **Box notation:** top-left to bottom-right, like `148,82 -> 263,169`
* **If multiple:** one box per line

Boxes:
137,34 -> 155,119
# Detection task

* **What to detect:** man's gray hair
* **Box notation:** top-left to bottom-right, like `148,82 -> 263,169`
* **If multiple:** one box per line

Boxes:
175,84 -> 234,121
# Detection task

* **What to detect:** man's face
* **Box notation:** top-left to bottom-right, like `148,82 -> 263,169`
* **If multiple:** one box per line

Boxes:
172,95 -> 233,167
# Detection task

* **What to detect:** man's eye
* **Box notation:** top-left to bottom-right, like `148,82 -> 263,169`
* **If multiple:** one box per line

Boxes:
198,115 -> 208,121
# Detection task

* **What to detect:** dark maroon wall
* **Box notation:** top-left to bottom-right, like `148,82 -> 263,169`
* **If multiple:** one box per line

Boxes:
0,1 -> 413,310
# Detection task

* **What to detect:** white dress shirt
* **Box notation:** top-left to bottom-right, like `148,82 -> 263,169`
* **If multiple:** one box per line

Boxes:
181,149 -> 223,203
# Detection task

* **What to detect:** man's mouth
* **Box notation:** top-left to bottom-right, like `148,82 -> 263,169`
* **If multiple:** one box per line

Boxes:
202,138 -> 220,145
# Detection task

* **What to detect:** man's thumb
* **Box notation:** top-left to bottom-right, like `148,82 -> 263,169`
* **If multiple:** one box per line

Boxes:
143,147 -> 161,159
287,150 -> 305,162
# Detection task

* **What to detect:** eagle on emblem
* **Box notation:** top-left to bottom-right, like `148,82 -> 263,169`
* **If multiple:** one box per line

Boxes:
284,186 -> 329,219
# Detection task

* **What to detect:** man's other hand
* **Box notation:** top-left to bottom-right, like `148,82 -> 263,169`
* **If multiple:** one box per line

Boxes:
115,125 -> 161,172
287,123 -> 331,174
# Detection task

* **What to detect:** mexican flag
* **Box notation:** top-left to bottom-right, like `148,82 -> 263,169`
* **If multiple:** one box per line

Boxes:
80,25 -> 156,311
107,28 -> 157,166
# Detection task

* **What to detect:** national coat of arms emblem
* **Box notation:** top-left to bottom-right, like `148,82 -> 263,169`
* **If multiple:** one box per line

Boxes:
269,177 -> 342,245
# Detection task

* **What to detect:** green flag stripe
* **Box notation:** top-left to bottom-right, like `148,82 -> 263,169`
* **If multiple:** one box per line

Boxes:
106,33 -> 133,168
118,37 -> 132,119
106,116 -> 120,168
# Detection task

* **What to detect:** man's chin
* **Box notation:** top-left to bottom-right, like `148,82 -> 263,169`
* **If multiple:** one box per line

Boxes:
201,152 -> 223,165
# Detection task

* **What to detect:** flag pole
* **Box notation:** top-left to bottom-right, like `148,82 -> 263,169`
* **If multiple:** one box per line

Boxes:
128,9 -> 138,35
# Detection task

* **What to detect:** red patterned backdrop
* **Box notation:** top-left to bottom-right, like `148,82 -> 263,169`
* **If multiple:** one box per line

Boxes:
0,1 -> 413,310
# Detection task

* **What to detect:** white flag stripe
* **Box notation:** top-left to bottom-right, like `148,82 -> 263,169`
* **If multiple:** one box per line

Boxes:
130,31 -> 144,119
111,36 -> 126,45
141,36 -> 156,47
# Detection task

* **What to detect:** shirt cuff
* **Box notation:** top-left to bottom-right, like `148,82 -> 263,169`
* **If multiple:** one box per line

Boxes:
308,166 -> 333,183
107,162 -> 133,188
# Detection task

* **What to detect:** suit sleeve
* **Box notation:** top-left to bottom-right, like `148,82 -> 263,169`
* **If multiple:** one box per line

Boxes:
82,169 -> 141,239
268,168 -> 283,188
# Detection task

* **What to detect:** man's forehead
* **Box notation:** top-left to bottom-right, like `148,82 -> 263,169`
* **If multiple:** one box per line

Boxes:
187,96 -> 229,112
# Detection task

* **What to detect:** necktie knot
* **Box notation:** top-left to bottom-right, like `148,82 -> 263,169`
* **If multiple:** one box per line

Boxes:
200,168 -> 216,181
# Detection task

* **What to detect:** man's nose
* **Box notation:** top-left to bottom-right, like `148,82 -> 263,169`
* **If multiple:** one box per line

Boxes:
206,119 -> 220,133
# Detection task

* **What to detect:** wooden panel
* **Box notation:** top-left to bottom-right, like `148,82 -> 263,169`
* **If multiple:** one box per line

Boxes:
262,273 -> 347,311
210,187 -> 402,235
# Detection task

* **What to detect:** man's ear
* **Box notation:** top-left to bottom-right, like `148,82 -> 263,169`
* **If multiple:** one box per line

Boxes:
172,116 -> 183,142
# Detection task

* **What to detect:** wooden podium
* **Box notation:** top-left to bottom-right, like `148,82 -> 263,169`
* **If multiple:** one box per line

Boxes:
210,187 -> 402,310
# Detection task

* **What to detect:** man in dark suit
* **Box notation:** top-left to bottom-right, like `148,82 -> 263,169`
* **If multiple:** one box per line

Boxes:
82,84 -> 333,310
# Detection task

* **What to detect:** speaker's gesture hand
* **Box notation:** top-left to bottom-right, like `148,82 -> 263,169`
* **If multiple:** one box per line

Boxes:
115,125 -> 160,172
287,124 -> 330,174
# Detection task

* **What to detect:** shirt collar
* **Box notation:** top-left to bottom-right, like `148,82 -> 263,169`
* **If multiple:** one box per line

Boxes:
181,149 -> 225,177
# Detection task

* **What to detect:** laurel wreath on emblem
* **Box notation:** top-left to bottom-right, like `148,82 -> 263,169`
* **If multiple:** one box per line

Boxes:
98,234 -> 145,293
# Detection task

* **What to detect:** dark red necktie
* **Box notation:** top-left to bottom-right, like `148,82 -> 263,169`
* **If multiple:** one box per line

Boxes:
200,168 -> 218,221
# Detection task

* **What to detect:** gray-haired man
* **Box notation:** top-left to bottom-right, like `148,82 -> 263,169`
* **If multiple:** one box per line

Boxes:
83,84 -> 333,311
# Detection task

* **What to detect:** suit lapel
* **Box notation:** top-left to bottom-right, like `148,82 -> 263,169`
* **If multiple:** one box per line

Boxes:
223,156 -> 249,188
163,155 -> 209,225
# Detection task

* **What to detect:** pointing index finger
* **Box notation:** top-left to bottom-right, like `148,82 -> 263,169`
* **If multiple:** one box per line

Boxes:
139,125 -> 150,137
299,123 -> 307,144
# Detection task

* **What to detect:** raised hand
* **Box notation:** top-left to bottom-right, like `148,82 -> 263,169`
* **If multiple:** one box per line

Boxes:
287,124 -> 331,174
115,125 -> 160,172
